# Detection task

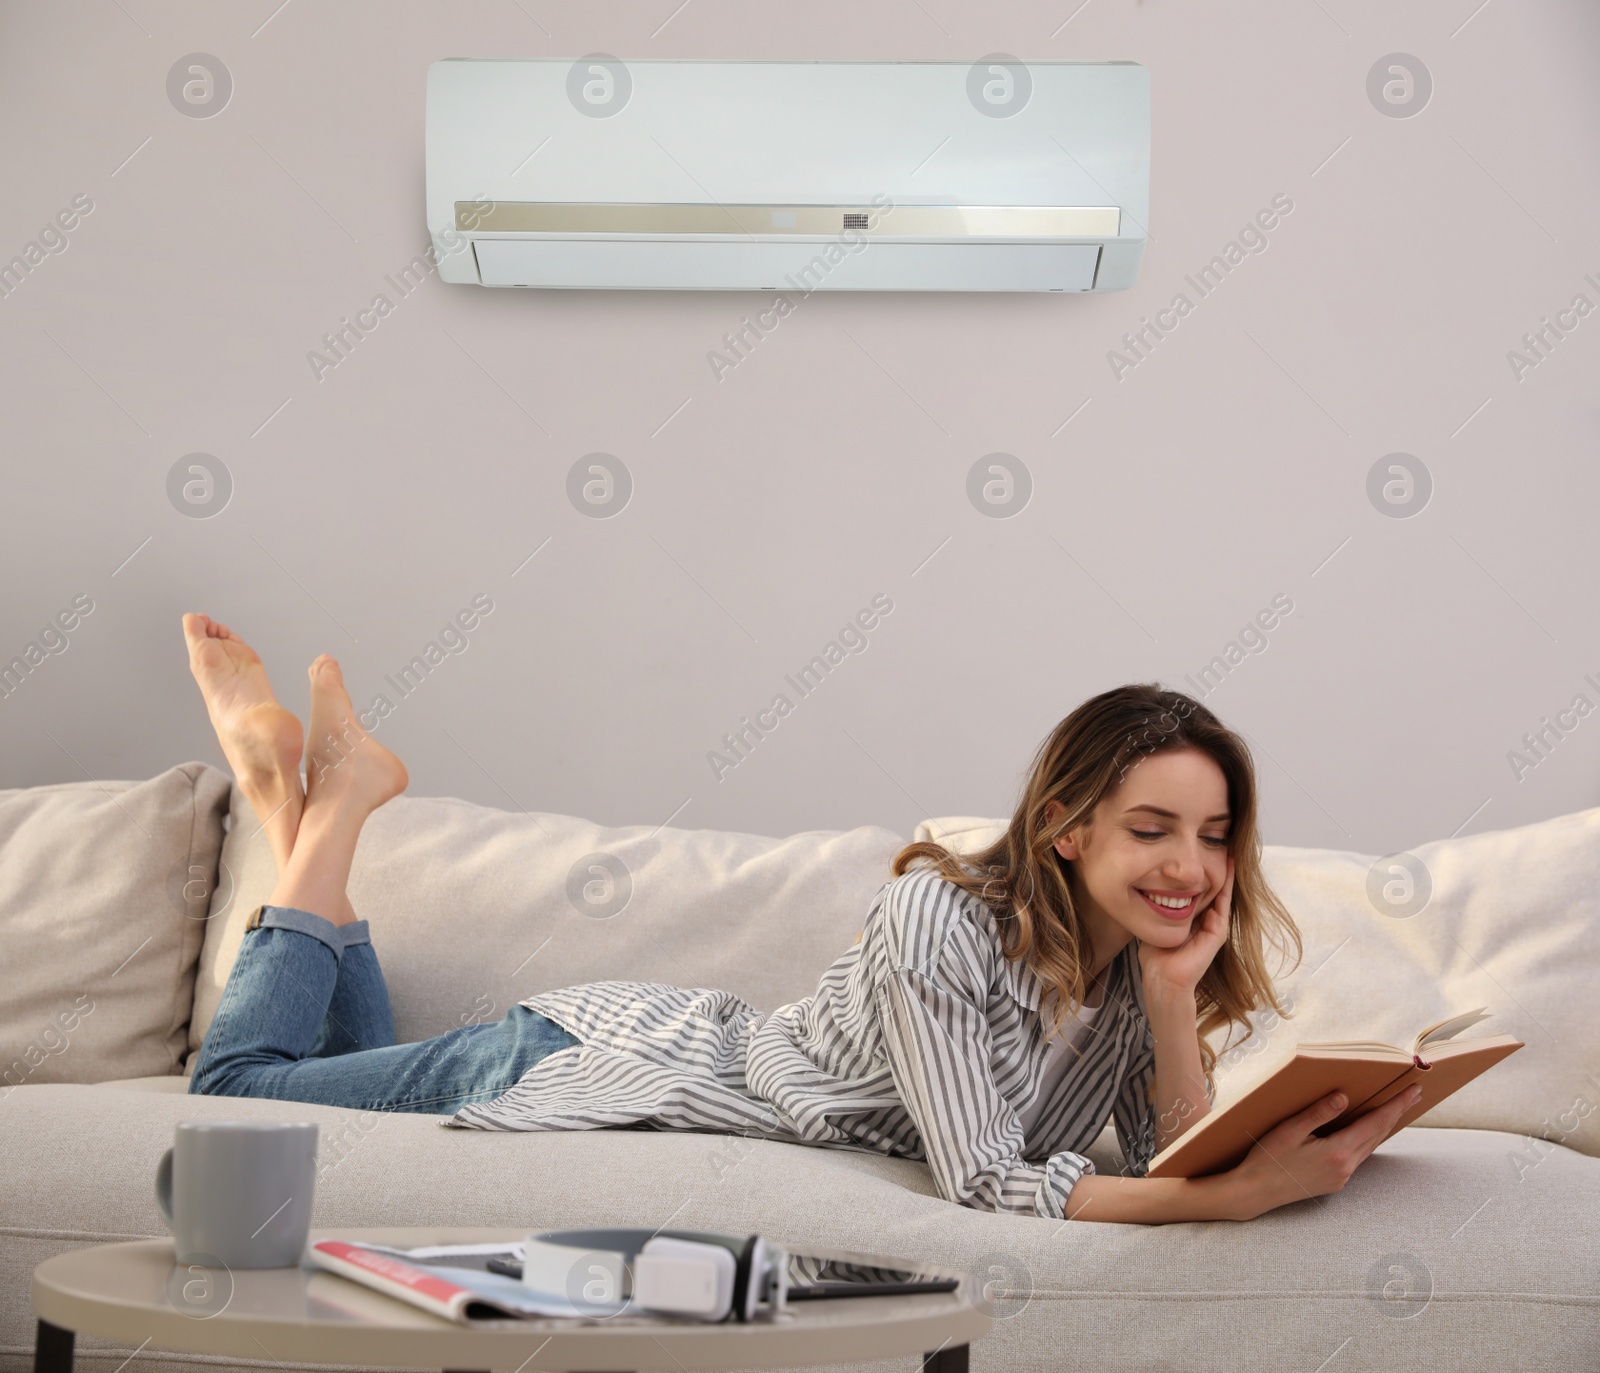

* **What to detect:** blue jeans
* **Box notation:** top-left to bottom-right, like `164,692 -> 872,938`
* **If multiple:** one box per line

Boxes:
189,905 -> 581,1114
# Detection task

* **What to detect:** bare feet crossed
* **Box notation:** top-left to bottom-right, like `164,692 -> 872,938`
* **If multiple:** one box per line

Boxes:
182,613 -> 306,870
184,615 -> 407,836
183,615 -> 408,928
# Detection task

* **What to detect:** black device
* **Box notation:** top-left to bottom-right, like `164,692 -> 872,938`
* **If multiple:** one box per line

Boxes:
486,1249 -> 956,1300
782,1254 -> 959,1300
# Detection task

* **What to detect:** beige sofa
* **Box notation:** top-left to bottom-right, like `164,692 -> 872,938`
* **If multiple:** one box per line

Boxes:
3,763 -> 1598,1373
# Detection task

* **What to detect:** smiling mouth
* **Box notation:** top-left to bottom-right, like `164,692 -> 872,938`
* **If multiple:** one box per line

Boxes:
1137,889 -> 1198,919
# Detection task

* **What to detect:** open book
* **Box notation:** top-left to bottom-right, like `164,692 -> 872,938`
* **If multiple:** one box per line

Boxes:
1144,1008 -> 1524,1180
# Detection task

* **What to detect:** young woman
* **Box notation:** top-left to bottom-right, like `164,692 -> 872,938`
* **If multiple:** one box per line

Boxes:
183,612 -> 1420,1225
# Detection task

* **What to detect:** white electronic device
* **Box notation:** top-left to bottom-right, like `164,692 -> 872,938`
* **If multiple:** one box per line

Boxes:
425,58 -> 1149,292
520,1228 -> 787,1323
634,1236 -> 736,1320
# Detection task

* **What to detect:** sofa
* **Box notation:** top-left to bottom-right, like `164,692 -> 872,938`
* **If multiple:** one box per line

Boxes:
3,763 -> 1597,1373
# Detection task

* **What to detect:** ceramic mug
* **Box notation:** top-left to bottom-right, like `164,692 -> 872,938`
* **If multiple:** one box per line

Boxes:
155,1121 -> 318,1268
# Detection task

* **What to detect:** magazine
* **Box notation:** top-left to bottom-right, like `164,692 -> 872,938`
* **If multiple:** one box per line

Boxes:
306,1239 -> 633,1323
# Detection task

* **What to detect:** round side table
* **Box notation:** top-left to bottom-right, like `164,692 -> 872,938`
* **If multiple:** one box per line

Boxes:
32,1226 -> 992,1373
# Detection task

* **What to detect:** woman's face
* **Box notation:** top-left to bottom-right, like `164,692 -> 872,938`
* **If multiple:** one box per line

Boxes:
1050,747 -> 1232,953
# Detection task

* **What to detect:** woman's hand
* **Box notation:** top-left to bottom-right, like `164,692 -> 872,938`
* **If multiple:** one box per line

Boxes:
1224,1085 -> 1423,1220
1139,853 -> 1233,999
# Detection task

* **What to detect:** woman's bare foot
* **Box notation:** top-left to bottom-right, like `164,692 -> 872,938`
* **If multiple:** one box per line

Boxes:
182,614 -> 305,871
302,655 -> 408,817
265,655 -> 408,925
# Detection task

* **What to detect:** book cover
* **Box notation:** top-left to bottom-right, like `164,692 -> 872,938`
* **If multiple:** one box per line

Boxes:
1145,1008 -> 1525,1180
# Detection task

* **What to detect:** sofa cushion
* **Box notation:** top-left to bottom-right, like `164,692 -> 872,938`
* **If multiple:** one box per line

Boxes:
914,809 -> 1600,1158
0,762 -> 231,1091
3,1082 -> 1596,1373
190,786 -> 906,1060
92,1075 -> 193,1093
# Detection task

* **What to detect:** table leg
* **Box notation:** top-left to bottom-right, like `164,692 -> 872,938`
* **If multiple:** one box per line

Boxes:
923,1344 -> 968,1373
34,1320 -> 74,1373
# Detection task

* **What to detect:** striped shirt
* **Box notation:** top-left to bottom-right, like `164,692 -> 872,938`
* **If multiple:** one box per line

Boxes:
1013,995 -> 1105,1138
443,867 -> 1190,1218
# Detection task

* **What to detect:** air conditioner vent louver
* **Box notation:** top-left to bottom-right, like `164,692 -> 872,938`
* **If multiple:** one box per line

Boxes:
842,213 -> 870,229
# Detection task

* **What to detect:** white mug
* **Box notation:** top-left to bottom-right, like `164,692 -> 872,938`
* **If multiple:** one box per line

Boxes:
155,1121 -> 318,1269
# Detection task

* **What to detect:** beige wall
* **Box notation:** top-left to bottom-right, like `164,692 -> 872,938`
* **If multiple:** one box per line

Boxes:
1,0 -> 1596,854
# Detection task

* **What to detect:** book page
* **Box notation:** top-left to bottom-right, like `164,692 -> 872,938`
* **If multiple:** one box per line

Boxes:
1297,1041 -> 1407,1055
1269,1008 -> 1498,1059
1413,1007 -> 1494,1052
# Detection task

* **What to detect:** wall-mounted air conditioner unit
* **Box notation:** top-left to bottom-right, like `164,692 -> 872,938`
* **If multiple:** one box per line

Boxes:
425,58 -> 1149,293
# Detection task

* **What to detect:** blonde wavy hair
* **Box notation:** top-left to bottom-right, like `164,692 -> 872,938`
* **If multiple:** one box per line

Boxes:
891,683 -> 1303,1095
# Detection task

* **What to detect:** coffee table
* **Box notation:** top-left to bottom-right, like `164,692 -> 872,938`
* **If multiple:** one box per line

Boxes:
32,1226 -> 991,1373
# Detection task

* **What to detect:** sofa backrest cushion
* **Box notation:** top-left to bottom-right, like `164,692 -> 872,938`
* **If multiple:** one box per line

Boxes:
1,762 -> 231,1091
913,810 -> 1600,1158
190,787 -> 906,1061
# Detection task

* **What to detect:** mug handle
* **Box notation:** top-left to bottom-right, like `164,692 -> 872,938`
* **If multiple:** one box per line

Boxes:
155,1147 -> 175,1227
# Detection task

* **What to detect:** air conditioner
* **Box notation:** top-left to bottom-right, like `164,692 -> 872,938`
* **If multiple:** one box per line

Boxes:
425,58 -> 1148,293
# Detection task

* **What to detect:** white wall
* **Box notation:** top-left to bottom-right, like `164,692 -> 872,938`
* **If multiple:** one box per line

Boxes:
2,0 -> 1596,855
